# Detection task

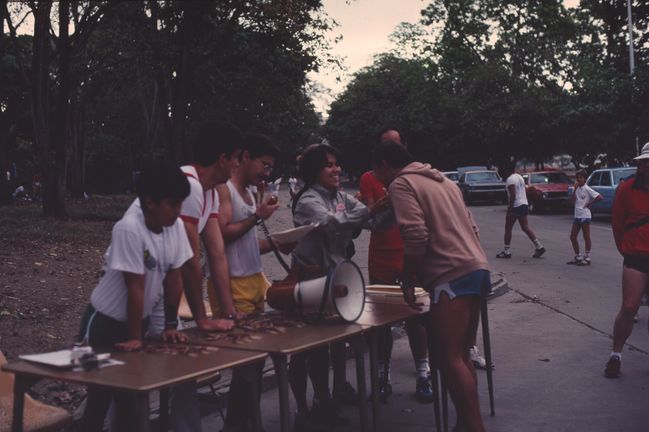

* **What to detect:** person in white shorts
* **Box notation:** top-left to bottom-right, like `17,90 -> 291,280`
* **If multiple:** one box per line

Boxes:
568,169 -> 602,265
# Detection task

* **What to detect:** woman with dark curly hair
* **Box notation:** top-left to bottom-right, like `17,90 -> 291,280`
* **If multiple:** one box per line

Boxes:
287,144 -> 389,431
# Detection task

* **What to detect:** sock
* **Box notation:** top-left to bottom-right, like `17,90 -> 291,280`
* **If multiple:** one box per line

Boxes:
585,251 -> 591,258
611,352 -> 622,360
377,361 -> 385,379
504,245 -> 511,253
415,358 -> 429,379
533,239 -> 543,249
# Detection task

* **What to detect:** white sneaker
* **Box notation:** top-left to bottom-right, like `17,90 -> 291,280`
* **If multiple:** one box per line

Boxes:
470,345 -> 487,369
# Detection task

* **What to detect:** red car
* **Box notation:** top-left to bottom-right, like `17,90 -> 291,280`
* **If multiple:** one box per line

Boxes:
523,171 -> 572,213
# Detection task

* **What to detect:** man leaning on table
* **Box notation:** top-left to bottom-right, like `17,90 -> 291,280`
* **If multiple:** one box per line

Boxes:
372,141 -> 489,432
147,121 -> 244,432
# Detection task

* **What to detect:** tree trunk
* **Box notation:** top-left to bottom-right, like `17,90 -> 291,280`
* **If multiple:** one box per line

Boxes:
169,2 -> 193,164
29,2 -> 55,216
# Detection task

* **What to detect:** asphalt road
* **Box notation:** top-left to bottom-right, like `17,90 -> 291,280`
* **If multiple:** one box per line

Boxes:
248,189 -> 649,431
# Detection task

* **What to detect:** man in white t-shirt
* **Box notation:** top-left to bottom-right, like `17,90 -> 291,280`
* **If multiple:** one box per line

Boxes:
568,169 -> 603,265
179,121 -> 244,330
79,163 -> 192,431
497,164 -> 546,259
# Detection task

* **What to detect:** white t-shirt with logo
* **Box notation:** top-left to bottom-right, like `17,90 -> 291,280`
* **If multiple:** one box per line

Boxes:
90,207 -> 193,322
574,184 -> 600,219
506,173 -> 528,207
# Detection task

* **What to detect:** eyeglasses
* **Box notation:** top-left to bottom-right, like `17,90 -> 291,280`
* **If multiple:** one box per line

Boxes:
261,161 -> 274,172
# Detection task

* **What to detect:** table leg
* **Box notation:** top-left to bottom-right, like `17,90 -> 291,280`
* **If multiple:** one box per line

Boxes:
481,297 -> 495,416
270,353 -> 291,432
11,375 -> 34,432
441,376 -> 448,432
159,388 -> 169,432
352,335 -> 369,432
134,392 -> 152,432
430,366 -> 442,432
367,329 -> 379,432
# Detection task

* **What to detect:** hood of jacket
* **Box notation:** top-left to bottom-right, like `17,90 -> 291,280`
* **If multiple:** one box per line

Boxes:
397,162 -> 445,183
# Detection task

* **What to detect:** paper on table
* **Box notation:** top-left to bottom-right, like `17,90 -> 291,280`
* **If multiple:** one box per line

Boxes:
365,284 -> 428,297
270,223 -> 318,244
20,350 -> 124,369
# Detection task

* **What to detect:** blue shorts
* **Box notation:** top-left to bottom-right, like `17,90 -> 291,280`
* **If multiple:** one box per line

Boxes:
573,218 -> 591,225
429,269 -> 491,304
510,205 -> 529,218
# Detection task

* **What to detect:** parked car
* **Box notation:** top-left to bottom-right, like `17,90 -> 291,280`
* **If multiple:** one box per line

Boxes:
458,170 -> 507,204
523,171 -> 572,213
584,167 -> 637,213
442,171 -> 459,183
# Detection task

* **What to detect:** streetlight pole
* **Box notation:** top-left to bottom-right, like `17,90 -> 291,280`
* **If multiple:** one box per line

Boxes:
626,0 -> 640,156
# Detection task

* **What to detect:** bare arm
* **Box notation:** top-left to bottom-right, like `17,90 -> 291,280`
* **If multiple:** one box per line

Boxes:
217,184 -> 279,244
160,267 -> 188,343
507,184 -> 515,209
115,272 -> 145,351
181,220 -> 234,331
202,218 -> 240,318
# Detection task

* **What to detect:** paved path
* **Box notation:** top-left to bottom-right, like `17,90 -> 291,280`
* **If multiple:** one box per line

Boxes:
203,188 -> 649,432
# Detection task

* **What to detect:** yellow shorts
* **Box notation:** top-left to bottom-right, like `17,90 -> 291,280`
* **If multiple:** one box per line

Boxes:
207,272 -> 271,318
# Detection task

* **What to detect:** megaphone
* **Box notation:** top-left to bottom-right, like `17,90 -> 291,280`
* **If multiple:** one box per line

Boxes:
267,260 -> 366,322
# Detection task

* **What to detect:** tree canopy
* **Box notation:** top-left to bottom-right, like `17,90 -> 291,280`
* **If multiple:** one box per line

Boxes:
325,0 -> 649,174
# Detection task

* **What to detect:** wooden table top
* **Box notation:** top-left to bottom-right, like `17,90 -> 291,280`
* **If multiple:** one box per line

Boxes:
356,300 -> 428,328
2,346 -> 266,393
184,319 -> 365,355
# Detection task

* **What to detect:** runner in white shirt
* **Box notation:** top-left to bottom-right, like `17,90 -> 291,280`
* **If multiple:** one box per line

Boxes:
568,169 -> 603,265
497,165 -> 546,259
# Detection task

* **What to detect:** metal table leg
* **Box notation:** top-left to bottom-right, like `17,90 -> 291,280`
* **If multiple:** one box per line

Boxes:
159,388 -> 169,432
367,329 -> 379,432
481,297 -> 495,416
134,392 -> 152,432
271,353 -> 291,432
352,335 -> 369,432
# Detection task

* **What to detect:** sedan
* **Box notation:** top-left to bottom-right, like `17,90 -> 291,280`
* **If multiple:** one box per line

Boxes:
458,170 -> 507,204
523,171 -> 572,213
586,167 -> 637,213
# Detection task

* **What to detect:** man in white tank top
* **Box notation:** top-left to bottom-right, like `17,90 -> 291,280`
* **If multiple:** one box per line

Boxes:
216,133 -> 285,432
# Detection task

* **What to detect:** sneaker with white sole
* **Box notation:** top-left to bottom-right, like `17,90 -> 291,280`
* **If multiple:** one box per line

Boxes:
496,251 -> 512,259
470,345 -> 487,369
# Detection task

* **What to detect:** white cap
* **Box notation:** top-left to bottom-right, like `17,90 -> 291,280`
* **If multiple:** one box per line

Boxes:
634,142 -> 649,160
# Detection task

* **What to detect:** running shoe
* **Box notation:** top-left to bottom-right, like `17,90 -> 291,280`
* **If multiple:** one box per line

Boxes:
310,399 -> 348,427
415,375 -> 435,403
532,247 -> 546,258
496,251 -> 512,259
378,377 -> 393,403
567,256 -> 585,265
604,355 -> 621,378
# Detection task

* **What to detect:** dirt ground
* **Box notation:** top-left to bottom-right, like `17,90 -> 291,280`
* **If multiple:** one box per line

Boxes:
0,195 -> 134,415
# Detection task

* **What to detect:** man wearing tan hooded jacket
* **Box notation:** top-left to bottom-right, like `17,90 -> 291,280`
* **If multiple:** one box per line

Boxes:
372,141 -> 489,432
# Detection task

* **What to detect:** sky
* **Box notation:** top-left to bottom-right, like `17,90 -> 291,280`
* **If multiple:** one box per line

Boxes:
311,0 -> 581,115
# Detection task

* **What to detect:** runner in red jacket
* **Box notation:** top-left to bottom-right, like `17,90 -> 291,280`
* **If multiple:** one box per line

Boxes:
605,143 -> 649,378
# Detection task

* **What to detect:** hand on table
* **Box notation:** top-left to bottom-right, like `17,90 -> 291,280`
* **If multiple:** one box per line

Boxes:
402,287 -> 424,311
114,339 -> 143,352
161,329 -> 188,344
197,318 -> 235,332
